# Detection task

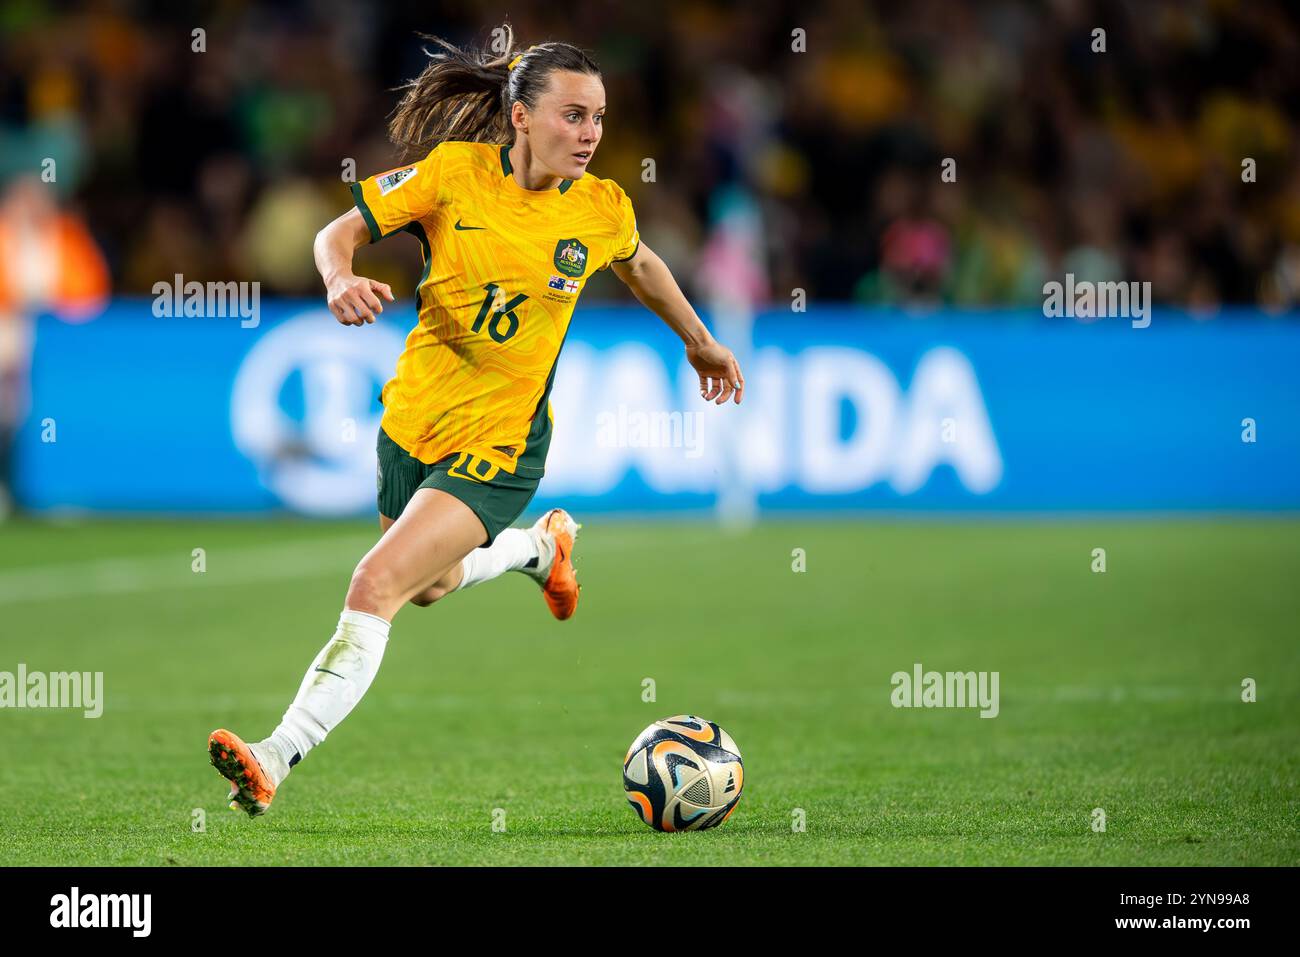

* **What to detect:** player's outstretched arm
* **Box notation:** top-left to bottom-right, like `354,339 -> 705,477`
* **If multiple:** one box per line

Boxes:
313,207 -> 396,326
611,243 -> 745,405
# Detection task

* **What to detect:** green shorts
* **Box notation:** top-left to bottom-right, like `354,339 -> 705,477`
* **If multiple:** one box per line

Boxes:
376,428 -> 540,546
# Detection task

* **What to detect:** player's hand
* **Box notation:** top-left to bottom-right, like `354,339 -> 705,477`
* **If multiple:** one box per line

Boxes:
686,339 -> 744,405
327,274 -> 394,326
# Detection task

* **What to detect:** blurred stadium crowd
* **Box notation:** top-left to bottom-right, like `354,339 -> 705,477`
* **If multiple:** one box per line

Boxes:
1,0 -> 1298,312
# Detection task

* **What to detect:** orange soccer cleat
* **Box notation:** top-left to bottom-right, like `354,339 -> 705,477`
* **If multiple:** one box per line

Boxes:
525,508 -> 582,620
208,728 -> 277,817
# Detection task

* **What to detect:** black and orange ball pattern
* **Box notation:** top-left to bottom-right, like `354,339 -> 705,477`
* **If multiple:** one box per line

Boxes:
622,715 -> 743,832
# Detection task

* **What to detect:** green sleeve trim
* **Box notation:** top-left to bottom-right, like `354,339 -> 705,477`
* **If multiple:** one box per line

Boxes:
350,182 -> 381,244
402,221 -> 434,309
610,238 -> 640,264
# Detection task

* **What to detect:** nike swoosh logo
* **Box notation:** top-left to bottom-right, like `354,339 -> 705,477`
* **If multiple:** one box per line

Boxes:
454,219 -> 485,231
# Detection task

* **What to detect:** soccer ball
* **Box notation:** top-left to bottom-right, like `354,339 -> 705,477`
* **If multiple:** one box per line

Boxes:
622,714 -> 743,831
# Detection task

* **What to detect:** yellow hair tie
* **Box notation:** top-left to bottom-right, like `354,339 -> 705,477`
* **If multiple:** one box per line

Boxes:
508,46 -> 537,71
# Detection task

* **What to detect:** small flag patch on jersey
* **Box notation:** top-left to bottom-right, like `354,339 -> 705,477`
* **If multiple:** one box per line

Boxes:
548,274 -> 579,294
377,167 -> 418,195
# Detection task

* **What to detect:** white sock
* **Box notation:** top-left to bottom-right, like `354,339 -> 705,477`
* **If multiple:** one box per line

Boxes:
266,609 -> 391,775
249,739 -> 291,788
456,527 -> 538,590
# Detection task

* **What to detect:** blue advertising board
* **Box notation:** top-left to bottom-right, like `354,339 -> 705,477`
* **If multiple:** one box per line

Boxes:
12,301 -> 1299,514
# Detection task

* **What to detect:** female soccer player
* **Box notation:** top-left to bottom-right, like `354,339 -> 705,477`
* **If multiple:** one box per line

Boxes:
208,29 -> 745,816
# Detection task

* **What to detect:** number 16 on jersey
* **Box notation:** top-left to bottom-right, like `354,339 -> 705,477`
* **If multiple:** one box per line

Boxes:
472,282 -> 527,343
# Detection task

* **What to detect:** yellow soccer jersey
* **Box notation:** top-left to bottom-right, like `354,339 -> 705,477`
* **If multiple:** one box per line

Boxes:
350,140 -> 640,476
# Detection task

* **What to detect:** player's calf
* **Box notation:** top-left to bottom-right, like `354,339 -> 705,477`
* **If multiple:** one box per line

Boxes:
408,566 -> 463,606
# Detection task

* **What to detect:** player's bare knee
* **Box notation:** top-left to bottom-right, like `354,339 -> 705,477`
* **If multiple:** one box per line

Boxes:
346,561 -> 400,613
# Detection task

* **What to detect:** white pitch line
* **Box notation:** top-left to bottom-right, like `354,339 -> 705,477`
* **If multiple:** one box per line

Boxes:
0,535 -> 375,606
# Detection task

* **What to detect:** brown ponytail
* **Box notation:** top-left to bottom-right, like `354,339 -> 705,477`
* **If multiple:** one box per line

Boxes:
388,23 -> 602,161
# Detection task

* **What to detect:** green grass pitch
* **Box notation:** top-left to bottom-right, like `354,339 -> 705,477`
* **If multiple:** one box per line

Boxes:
0,515 -> 1296,866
